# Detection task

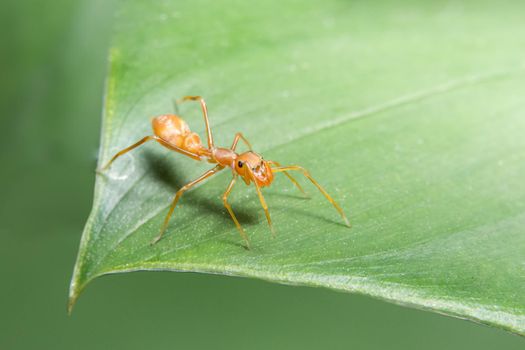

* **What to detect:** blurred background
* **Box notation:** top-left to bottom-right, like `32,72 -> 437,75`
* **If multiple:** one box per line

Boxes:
1,1 -> 524,349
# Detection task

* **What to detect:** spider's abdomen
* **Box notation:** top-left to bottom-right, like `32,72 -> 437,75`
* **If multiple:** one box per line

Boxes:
152,114 -> 205,155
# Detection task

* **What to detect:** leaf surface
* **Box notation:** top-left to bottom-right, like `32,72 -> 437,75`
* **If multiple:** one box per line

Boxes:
70,0 -> 525,335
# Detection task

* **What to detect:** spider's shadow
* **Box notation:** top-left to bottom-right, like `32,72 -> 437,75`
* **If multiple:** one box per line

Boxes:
144,150 -> 258,225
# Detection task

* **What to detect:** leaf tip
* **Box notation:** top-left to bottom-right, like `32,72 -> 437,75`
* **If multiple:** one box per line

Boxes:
67,280 -> 81,315
67,271 -> 89,315
67,297 -> 76,316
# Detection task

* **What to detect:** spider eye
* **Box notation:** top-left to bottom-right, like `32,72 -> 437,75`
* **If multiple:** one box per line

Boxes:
237,161 -> 243,168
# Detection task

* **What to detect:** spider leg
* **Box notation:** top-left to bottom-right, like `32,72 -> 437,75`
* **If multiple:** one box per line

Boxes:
152,165 -> 223,244
268,160 -> 308,197
179,96 -> 214,149
222,175 -> 251,249
100,135 -> 201,172
230,132 -> 253,151
248,169 -> 275,237
100,136 -> 154,171
272,165 -> 350,227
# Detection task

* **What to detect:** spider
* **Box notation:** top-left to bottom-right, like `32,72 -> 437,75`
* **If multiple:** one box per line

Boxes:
100,96 -> 350,248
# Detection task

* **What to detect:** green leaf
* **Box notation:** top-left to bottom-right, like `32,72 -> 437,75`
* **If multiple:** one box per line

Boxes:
69,0 -> 525,335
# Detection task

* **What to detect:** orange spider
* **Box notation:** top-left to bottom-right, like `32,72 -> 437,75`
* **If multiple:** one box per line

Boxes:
101,96 -> 350,248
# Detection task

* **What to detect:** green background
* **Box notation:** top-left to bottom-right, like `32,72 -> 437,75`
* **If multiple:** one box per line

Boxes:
1,1 -> 524,349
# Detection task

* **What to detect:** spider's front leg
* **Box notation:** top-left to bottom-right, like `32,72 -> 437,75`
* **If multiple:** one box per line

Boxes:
222,175 -> 251,249
271,165 -> 350,227
248,169 -> 275,237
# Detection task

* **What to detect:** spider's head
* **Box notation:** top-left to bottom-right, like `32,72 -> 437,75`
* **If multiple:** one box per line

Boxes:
234,151 -> 274,187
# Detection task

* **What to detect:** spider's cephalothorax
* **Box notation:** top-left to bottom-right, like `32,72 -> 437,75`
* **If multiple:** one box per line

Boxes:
234,151 -> 274,187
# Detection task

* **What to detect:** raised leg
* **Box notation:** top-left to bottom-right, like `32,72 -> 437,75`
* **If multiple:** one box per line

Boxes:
248,169 -> 275,237
268,161 -> 307,197
179,96 -> 214,149
222,175 -> 251,249
100,135 -> 201,172
272,165 -> 350,227
230,132 -> 253,151
152,165 -> 223,244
